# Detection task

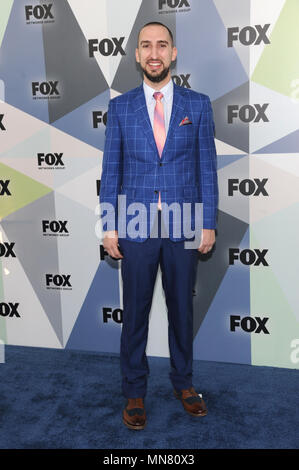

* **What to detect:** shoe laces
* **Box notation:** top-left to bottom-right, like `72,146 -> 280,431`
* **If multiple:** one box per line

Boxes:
182,387 -> 198,399
128,397 -> 143,408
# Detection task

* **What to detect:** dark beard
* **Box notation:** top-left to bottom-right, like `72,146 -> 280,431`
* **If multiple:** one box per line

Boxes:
142,65 -> 170,83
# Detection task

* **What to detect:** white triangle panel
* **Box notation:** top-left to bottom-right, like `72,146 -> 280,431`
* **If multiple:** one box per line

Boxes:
50,125 -> 100,158
55,164 -> 101,211
0,102 -> 49,155
249,154 -> 299,224
110,88 -> 122,100
249,81 -> 299,153
215,138 -> 245,155
256,153 -> 299,177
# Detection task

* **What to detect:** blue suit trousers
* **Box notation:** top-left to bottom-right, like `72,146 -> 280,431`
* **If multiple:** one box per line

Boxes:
118,210 -> 199,398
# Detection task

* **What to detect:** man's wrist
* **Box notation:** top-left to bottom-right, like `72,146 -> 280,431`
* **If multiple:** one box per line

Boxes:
104,230 -> 118,239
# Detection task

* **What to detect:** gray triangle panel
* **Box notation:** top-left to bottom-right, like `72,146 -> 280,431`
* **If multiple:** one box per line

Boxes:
254,128 -> 299,154
212,81 -> 250,153
42,0 -> 108,123
193,210 -> 248,335
112,0 -> 176,93
1,191 -> 63,344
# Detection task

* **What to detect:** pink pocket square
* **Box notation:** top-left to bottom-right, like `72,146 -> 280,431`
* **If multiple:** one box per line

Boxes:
179,116 -> 192,126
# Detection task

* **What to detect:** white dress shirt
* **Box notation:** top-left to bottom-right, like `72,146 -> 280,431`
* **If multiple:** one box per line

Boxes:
143,79 -> 174,135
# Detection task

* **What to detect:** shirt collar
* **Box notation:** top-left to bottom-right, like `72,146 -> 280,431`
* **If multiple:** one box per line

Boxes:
143,78 -> 173,105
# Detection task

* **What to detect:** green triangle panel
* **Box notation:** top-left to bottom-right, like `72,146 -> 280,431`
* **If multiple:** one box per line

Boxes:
252,0 -> 299,97
0,0 -> 13,48
0,162 -> 52,219
250,202 -> 299,321
250,258 -> 299,369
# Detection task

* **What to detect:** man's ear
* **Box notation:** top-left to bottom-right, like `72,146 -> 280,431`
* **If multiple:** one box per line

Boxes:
135,48 -> 140,63
172,46 -> 178,62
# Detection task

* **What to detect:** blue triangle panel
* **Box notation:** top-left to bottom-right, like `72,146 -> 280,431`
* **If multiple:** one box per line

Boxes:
51,89 -> 110,151
66,259 -> 121,353
254,129 -> 299,154
0,0 -> 48,123
0,80 -> 4,101
176,0 -> 248,101
193,229 -> 251,364
217,154 -> 247,170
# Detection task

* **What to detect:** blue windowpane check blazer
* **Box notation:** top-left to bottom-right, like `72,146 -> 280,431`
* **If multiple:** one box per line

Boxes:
99,81 -> 218,242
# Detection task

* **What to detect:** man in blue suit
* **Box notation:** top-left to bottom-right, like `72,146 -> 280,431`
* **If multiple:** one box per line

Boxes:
100,22 -> 218,430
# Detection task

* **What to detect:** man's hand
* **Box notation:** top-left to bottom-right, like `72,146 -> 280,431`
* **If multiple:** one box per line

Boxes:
198,229 -> 215,254
103,230 -> 123,259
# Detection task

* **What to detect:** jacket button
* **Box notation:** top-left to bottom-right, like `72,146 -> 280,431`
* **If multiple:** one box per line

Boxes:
159,162 -> 163,166
154,190 -> 158,194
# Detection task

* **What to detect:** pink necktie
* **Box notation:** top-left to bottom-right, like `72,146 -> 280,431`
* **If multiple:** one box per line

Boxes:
153,91 -> 166,210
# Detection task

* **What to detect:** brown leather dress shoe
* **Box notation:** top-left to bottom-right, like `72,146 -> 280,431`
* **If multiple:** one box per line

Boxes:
174,386 -> 208,417
123,398 -> 146,430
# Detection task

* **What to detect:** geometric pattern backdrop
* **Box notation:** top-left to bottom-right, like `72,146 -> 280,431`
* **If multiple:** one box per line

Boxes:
0,0 -> 298,369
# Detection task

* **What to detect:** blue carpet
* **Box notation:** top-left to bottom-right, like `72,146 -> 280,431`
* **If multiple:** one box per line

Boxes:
0,345 -> 298,449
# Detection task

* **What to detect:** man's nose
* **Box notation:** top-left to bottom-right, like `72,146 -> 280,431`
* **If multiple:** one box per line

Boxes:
150,47 -> 159,59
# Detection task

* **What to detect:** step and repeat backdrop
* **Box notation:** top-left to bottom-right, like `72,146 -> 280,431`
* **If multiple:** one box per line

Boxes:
0,0 -> 298,369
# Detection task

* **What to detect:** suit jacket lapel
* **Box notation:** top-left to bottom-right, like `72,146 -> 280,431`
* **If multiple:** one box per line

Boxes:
130,82 -> 187,160
163,82 -> 186,155
130,84 -> 158,156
